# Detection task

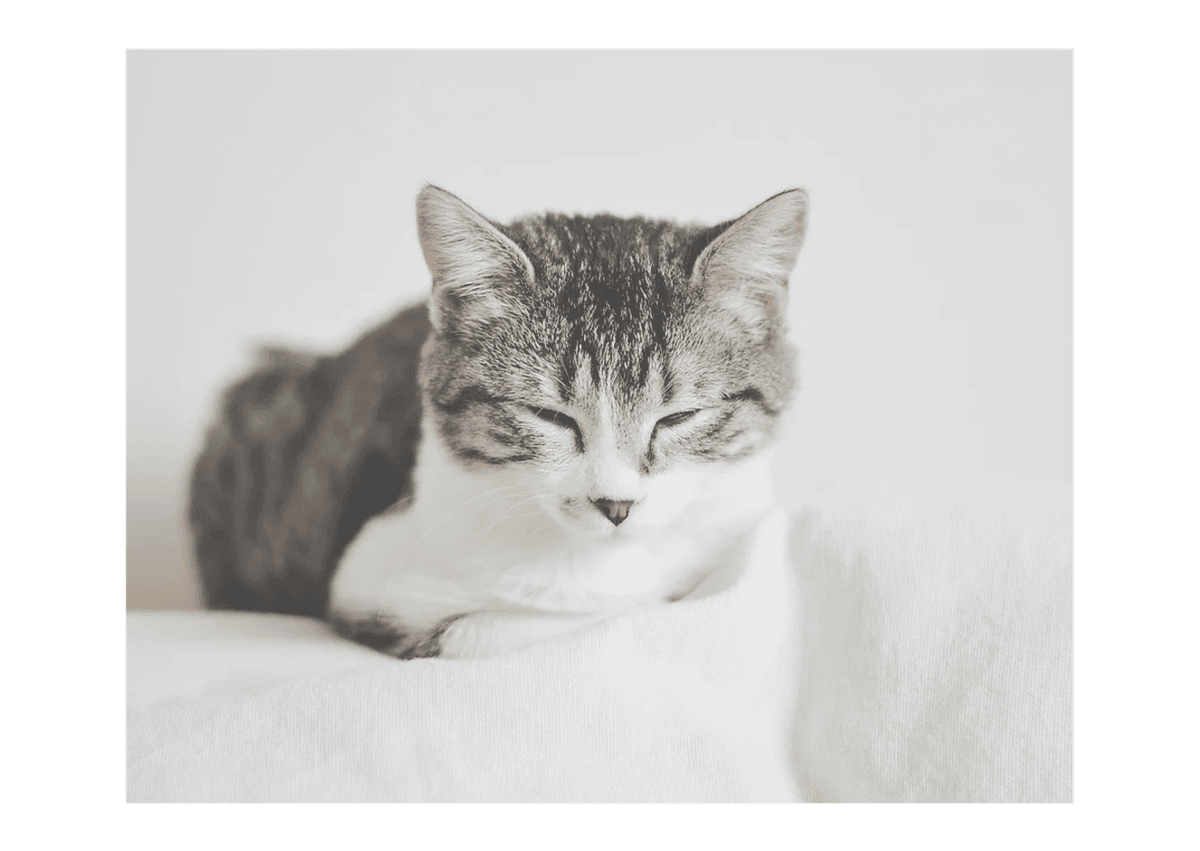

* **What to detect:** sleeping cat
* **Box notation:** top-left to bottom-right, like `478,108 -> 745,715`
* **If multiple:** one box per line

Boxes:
189,185 -> 808,658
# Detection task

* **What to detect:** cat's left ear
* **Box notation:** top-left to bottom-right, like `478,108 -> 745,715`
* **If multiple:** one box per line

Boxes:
691,188 -> 808,337
416,185 -> 534,333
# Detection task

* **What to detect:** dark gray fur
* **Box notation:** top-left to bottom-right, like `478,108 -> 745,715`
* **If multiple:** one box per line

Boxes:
189,306 -> 430,617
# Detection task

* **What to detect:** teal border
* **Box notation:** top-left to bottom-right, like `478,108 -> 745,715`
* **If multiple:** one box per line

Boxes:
7,0 -> 1190,844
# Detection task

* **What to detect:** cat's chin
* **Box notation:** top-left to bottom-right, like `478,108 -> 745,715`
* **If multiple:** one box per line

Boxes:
550,513 -> 624,542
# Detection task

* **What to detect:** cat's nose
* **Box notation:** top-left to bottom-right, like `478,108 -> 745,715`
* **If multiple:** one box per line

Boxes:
590,498 -> 637,527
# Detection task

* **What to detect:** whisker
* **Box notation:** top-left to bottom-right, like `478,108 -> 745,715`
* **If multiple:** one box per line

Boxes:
417,483 -> 530,536
477,493 -> 546,536
375,485 -> 541,601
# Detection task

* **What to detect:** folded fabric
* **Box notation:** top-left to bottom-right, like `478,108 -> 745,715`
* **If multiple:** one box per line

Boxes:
788,490 -> 1072,802
127,495 -> 1072,802
127,509 -> 801,802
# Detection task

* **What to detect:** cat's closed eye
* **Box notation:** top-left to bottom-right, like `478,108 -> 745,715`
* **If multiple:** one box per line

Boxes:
525,405 -> 583,444
655,409 -> 700,429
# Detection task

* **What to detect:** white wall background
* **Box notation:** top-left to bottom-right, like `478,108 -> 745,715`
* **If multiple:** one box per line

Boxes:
128,51 -> 1071,608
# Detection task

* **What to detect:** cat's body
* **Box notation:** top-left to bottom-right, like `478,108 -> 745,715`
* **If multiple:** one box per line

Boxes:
189,304 -> 430,618
190,186 -> 808,658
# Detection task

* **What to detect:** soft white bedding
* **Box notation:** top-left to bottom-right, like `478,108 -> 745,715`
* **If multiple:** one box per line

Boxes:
127,495 -> 1071,802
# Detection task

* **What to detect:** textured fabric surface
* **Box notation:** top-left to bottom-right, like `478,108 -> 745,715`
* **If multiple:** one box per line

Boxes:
127,499 -> 1072,802
127,510 -> 801,802
787,492 -> 1072,802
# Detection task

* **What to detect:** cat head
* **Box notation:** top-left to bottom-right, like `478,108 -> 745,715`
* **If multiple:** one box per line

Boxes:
415,186 -> 807,538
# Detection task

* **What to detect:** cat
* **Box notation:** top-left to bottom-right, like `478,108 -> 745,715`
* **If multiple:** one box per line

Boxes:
189,185 -> 808,659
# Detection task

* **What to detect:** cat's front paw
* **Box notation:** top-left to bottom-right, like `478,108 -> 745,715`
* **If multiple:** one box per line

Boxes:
331,609 -> 604,660
433,610 -> 608,659
329,611 -> 461,660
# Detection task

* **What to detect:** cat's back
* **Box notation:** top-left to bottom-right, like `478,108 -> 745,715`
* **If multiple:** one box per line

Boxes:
189,302 -> 432,616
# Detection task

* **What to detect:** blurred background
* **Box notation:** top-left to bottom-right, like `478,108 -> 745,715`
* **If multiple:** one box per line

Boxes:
128,50 -> 1071,609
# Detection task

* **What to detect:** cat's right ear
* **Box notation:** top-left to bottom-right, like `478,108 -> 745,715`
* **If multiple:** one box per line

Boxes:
416,186 -> 534,333
690,188 -> 809,340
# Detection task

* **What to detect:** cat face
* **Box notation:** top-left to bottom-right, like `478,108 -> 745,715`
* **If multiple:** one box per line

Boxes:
416,187 -> 806,539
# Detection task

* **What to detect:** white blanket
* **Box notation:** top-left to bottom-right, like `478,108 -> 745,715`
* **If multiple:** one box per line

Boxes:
127,498 -> 1071,802
788,491 -> 1072,802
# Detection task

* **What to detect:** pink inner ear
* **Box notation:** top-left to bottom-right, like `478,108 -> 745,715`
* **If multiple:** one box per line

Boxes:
416,187 -> 535,331
692,190 -> 807,335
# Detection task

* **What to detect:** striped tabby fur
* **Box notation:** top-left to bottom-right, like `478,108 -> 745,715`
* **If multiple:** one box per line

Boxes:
189,186 -> 808,657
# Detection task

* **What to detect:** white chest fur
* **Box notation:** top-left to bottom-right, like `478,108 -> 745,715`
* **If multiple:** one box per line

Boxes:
329,415 -> 777,656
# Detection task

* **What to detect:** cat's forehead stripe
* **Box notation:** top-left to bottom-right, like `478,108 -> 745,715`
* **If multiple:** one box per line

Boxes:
505,216 -> 683,377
